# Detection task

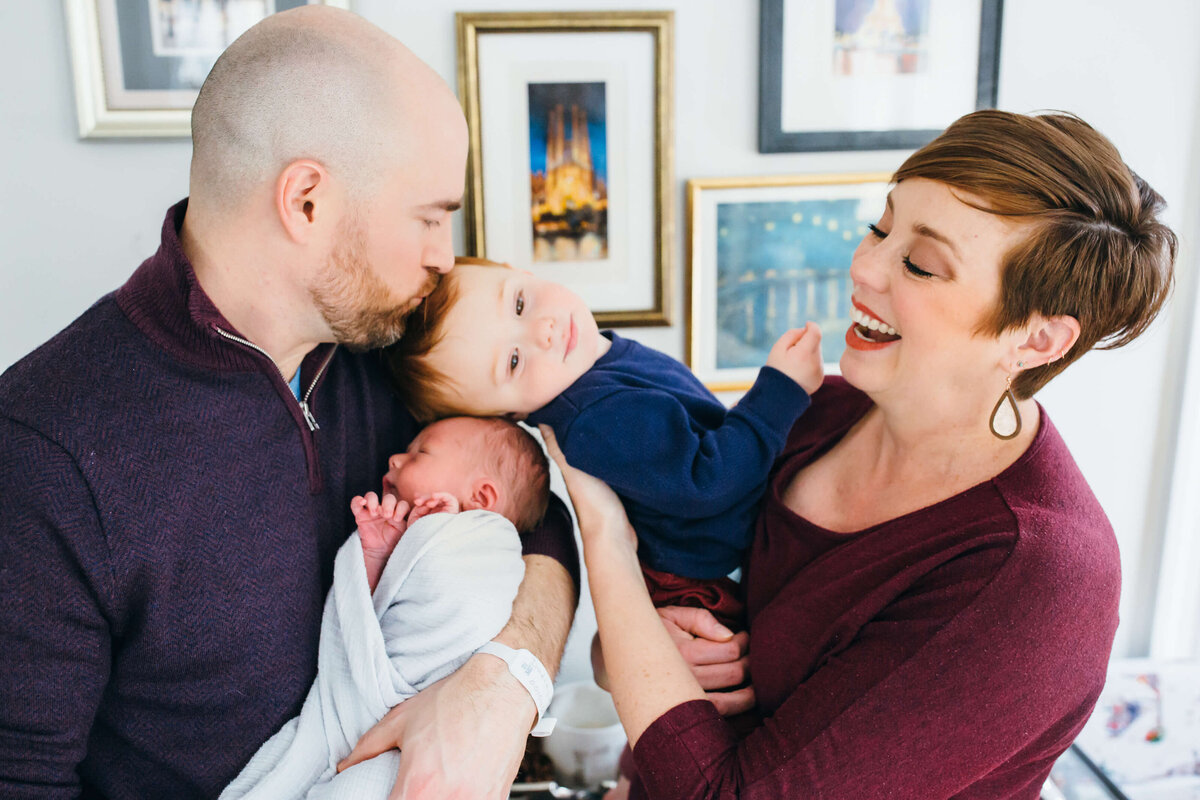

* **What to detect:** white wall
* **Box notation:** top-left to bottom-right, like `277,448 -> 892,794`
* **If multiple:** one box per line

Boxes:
2,1 -> 1197,680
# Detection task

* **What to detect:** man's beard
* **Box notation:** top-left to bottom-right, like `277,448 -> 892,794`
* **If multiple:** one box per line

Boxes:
309,216 -> 439,352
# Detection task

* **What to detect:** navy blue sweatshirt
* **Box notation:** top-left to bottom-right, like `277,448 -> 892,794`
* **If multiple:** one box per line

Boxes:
0,200 -> 579,799
527,332 -> 809,579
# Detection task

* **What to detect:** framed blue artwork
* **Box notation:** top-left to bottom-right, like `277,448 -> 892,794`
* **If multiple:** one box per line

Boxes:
686,173 -> 892,391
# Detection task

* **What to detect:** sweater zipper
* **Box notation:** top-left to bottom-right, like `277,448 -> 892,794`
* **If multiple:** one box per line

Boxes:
212,327 -> 336,432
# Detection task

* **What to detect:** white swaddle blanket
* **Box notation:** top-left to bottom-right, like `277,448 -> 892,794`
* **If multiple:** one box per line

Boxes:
220,509 -> 525,800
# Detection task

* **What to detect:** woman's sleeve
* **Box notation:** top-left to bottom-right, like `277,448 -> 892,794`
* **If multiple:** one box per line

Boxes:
631,537 -> 1105,799
559,368 -> 808,519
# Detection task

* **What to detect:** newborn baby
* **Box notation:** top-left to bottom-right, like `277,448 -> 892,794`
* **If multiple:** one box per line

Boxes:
221,416 -> 550,800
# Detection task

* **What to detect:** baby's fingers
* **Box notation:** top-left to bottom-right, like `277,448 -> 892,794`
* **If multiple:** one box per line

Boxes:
390,499 -> 411,523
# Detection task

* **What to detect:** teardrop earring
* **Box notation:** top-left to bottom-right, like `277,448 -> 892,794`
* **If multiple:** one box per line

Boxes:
989,371 -> 1022,440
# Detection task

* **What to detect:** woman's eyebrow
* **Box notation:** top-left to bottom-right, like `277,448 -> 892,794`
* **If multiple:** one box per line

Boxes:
888,190 -> 963,264
913,222 -> 963,263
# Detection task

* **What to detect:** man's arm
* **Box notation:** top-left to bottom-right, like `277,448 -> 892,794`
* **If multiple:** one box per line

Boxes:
0,417 -> 112,798
339,500 -> 577,799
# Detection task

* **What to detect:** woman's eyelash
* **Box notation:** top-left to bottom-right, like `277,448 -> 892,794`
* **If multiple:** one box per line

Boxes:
903,257 -> 934,279
868,224 -> 933,278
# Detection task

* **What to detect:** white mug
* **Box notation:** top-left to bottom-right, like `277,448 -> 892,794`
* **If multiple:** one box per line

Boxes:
541,681 -> 628,787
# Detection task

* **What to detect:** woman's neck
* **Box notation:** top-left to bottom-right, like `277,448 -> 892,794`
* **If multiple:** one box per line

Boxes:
782,393 -> 1040,534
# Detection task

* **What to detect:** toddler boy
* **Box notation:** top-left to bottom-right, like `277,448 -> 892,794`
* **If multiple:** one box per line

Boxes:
221,415 -> 550,800
385,257 -> 822,629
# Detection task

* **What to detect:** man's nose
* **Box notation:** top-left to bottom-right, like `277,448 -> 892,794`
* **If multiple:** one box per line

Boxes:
424,229 -> 455,274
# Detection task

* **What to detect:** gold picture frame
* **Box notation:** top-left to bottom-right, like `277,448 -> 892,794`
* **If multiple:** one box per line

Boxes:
456,11 -> 674,327
686,172 -> 894,392
64,0 -> 349,138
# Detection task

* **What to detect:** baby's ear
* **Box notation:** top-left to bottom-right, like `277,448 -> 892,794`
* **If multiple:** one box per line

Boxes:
465,478 -> 500,512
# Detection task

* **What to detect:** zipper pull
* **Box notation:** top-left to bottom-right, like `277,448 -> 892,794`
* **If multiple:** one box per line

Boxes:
300,400 -> 319,431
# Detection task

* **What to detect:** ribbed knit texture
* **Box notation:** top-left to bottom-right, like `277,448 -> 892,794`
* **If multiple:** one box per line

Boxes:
0,200 -> 579,799
630,377 -> 1120,799
527,332 -> 810,579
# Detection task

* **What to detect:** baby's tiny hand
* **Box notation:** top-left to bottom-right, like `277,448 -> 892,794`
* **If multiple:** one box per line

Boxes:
405,492 -> 461,526
766,322 -> 824,395
351,492 -> 410,555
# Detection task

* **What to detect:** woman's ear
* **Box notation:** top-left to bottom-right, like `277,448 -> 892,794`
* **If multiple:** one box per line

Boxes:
1013,314 -> 1081,368
275,159 -> 330,244
464,478 -> 500,512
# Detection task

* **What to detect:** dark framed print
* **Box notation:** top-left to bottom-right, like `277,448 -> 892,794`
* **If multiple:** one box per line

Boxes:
65,0 -> 349,138
686,172 -> 892,391
457,11 -> 675,327
758,0 -> 1003,152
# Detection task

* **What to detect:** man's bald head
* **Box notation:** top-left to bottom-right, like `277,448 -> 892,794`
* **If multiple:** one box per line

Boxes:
189,6 -> 458,210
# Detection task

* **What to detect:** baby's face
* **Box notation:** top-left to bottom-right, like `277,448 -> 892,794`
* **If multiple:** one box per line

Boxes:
426,265 -> 609,417
381,417 -> 488,507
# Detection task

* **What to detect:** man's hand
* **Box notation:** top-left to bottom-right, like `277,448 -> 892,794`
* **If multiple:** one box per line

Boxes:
766,322 -> 824,395
338,655 -> 533,799
657,606 -> 754,716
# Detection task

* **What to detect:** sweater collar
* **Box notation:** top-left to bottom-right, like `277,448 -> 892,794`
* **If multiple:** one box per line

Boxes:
115,199 -> 332,375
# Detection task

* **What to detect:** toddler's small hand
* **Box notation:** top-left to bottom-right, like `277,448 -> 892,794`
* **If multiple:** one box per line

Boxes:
766,322 -> 824,395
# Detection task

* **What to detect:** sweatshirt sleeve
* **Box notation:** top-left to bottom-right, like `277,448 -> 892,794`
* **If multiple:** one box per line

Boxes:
0,417 -> 113,799
518,492 -> 581,599
557,367 -> 808,519
631,536 -> 1105,799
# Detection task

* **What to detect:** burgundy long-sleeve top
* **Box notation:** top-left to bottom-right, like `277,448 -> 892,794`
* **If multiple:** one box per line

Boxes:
631,377 -> 1120,799
0,201 -> 579,799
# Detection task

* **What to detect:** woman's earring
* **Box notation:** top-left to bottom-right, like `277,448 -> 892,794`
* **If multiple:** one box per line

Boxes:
989,372 -> 1022,440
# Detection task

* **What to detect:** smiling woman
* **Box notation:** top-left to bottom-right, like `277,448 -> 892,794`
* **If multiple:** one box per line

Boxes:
552,108 -> 1178,800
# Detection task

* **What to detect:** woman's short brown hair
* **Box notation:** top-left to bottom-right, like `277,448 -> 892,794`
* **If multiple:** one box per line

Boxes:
893,110 -> 1177,398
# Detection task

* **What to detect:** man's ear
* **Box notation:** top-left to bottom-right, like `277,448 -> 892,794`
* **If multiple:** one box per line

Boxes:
1012,313 -> 1081,369
275,159 -> 330,244
464,478 -> 500,512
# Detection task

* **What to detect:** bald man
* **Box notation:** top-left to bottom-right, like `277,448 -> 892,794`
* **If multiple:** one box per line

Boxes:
0,8 -> 577,799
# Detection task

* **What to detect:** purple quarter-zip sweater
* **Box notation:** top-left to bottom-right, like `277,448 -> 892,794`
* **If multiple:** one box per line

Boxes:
0,200 -> 579,799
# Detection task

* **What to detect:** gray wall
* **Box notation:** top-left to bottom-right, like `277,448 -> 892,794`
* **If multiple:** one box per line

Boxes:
2,1 -> 1198,679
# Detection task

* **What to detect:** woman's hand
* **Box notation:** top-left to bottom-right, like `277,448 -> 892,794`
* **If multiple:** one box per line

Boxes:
539,426 -> 637,553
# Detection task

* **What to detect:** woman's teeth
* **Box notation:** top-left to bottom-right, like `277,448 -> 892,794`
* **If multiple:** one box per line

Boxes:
850,307 -> 898,336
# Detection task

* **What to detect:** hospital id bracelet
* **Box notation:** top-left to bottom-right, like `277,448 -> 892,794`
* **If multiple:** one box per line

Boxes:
477,641 -> 557,737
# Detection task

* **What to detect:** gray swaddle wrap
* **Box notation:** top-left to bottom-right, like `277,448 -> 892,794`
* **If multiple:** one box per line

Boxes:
220,509 -> 525,800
